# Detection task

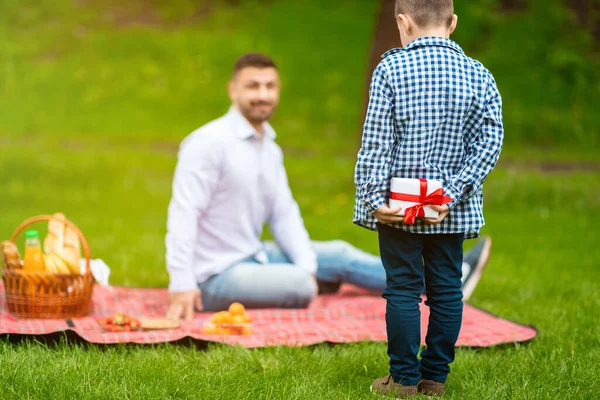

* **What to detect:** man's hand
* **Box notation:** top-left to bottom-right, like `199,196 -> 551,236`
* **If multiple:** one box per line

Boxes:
425,204 -> 450,225
166,289 -> 202,321
373,205 -> 404,224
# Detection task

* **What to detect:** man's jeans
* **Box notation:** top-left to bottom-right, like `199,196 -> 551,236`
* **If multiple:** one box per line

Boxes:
199,240 -> 386,311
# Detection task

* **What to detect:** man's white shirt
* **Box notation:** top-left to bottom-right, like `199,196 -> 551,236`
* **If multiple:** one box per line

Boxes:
166,107 -> 317,292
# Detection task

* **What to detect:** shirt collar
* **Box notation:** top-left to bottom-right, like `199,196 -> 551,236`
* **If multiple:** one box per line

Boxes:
381,36 -> 464,58
226,106 -> 277,140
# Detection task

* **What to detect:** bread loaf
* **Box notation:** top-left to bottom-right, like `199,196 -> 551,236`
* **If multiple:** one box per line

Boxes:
43,213 -> 81,274
62,219 -> 80,273
43,212 -> 66,254
1,240 -> 22,269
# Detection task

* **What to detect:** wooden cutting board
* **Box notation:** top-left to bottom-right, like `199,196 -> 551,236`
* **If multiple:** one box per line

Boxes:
139,318 -> 180,330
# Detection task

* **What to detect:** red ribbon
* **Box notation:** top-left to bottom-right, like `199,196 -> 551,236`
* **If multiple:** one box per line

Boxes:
390,178 -> 452,224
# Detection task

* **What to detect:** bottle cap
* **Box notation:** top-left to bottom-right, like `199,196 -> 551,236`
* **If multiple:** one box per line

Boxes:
25,230 -> 40,239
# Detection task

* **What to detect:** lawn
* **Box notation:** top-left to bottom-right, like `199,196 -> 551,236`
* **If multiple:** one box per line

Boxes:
1,1 -> 599,399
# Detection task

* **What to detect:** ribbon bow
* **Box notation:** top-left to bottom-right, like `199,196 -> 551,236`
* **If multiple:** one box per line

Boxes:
390,178 -> 452,225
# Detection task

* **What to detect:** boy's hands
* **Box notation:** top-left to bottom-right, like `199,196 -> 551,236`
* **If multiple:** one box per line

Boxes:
425,205 -> 450,225
373,205 -> 404,224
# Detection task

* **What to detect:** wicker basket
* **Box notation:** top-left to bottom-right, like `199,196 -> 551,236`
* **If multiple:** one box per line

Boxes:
1,215 -> 95,319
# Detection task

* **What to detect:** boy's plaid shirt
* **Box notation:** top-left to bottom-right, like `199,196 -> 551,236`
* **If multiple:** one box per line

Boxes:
354,37 -> 504,238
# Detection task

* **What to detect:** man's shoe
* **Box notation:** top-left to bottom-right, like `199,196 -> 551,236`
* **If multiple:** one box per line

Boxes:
317,280 -> 341,295
417,379 -> 445,397
370,374 -> 418,398
461,236 -> 492,301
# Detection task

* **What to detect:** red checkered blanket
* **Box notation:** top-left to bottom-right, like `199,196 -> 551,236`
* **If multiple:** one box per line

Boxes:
0,283 -> 537,347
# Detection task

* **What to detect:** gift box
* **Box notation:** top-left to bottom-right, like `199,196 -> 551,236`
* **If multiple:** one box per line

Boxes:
389,178 -> 452,224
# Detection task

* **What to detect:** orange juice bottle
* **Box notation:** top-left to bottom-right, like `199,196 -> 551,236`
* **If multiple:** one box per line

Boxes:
22,230 -> 46,273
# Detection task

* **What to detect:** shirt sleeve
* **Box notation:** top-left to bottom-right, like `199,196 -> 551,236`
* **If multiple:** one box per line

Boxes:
354,63 -> 396,215
165,138 -> 221,292
444,74 -> 504,208
268,152 -> 317,275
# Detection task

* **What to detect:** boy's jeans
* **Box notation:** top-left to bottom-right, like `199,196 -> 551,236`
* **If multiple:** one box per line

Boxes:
199,240 -> 386,311
378,223 -> 464,386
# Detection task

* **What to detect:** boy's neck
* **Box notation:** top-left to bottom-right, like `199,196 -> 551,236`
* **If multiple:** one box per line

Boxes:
412,27 -> 450,41
404,26 -> 451,46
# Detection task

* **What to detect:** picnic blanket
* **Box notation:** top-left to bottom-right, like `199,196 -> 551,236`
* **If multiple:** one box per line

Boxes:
0,283 -> 537,347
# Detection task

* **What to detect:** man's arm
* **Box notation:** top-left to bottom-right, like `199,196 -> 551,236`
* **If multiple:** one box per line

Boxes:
268,154 -> 317,278
165,138 -> 221,319
354,63 -> 396,216
444,75 -> 504,208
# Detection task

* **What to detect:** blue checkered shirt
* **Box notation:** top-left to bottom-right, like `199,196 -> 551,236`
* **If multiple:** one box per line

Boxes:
354,37 -> 504,239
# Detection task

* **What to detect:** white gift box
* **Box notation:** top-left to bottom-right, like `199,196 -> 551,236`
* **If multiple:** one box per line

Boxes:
389,178 -> 443,219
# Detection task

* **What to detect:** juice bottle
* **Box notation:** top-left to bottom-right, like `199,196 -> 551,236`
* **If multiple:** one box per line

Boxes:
22,230 -> 46,273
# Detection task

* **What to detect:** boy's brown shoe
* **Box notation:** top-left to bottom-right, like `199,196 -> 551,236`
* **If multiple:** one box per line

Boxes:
417,379 -> 445,397
370,374 -> 418,398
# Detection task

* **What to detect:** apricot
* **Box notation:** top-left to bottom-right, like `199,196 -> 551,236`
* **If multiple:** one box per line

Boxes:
228,302 -> 245,316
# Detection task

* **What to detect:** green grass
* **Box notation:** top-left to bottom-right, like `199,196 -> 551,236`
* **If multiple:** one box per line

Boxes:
1,0 -> 600,399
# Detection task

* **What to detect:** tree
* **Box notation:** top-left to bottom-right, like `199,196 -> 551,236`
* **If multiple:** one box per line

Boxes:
361,0 -> 400,133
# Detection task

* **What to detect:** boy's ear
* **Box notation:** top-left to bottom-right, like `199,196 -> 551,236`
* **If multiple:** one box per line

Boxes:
396,13 -> 412,35
449,14 -> 458,35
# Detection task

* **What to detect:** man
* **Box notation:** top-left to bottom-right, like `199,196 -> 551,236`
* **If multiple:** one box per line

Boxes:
165,53 -> 490,320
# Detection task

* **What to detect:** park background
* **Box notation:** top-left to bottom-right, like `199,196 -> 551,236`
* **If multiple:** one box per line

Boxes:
1,0 -> 599,398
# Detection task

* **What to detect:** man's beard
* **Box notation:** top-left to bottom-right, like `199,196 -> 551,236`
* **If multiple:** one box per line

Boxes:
240,102 -> 276,124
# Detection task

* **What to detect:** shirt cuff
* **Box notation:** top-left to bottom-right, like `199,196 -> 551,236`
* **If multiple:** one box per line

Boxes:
363,191 -> 386,215
443,184 -> 463,210
167,266 -> 199,293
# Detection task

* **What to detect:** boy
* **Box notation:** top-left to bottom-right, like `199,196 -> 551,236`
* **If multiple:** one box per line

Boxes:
354,0 -> 503,398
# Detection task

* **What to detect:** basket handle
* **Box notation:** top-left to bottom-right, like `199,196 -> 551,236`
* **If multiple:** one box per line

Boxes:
10,215 -> 92,275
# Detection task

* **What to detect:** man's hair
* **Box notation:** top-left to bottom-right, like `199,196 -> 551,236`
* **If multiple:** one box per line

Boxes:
395,0 -> 454,28
233,53 -> 278,77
